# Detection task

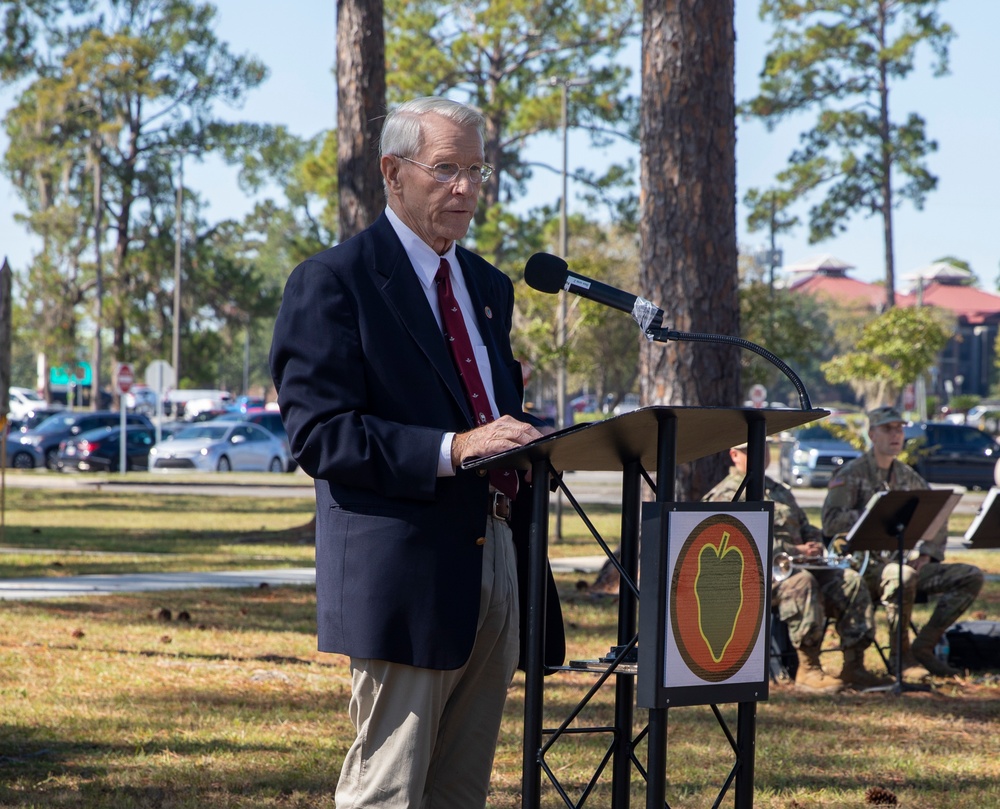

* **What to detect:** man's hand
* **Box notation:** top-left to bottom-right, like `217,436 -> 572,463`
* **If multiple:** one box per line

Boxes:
908,553 -> 933,572
795,541 -> 825,559
451,415 -> 544,469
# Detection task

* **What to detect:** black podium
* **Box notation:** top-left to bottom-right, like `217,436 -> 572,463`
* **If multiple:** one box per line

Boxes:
467,405 -> 826,809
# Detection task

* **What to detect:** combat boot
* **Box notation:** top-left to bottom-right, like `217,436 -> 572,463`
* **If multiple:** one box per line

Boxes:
839,645 -> 894,690
912,625 -> 962,678
794,646 -> 843,694
888,631 -> 930,682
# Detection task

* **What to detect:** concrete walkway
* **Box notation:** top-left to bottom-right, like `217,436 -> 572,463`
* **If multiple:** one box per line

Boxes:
0,471 -> 992,601
0,568 -> 318,600
0,557 -> 609,601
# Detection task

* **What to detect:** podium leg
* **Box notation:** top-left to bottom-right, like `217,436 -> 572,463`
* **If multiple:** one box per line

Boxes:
612,461 -> 642,809
521,460 -> 551,809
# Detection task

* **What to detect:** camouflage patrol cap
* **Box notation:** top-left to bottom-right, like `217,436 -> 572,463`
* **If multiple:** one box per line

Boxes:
731,440 -> 771,452
867,405 -> 905,428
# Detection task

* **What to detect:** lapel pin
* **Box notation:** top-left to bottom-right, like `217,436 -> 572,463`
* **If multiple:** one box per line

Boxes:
484,306 -> 493,319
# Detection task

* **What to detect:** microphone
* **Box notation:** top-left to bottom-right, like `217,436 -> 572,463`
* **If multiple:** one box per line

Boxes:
524,252 -> 664,333
524,254 -> 814,410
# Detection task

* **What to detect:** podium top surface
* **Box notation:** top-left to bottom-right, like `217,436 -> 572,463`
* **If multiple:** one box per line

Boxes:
464,405 -> 827,473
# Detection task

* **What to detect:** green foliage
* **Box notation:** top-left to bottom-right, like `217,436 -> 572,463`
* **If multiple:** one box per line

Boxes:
0,0 -> 291,391
947,393 -> 980,414
511,218 -> 641,411
739,277 -> 828,399
742,0 -> 954,287
821,305 -> 952,408
384,0 -> 639,243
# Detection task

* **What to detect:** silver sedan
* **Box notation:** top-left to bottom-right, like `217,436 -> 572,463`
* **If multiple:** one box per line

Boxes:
148,422 -> 290,473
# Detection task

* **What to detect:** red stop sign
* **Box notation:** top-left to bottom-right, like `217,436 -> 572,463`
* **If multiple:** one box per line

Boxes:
116,363 -> 135,394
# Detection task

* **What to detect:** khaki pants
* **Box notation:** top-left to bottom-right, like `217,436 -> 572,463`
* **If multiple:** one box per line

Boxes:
335,516 -> 519,809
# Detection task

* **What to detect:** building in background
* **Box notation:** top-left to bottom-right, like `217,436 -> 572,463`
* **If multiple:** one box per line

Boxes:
785,256 -> 1000,401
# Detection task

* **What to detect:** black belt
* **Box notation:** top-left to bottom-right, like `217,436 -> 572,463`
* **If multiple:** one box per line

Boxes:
490,489 -> 512,522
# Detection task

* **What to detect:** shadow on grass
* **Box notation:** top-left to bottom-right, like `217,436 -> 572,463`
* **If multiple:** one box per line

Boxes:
0,737 -> 342,808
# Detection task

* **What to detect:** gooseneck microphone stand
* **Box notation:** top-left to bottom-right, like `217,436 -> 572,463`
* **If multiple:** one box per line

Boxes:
645,326 -> 813,412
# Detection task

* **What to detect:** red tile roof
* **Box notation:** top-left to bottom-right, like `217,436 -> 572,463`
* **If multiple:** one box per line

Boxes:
788,272 -> 1000,323
788,272 -> 913,309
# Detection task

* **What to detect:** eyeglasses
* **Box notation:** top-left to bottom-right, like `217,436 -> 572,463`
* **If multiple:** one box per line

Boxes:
397,156 -> 494,184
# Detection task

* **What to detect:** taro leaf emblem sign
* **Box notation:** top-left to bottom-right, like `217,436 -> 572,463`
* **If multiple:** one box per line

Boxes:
670,514 -> 765,683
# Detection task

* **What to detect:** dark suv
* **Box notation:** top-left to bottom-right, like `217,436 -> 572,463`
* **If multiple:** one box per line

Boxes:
6,411 -> 154,470
904,422 -> 1000,490
779,422 -> 863,488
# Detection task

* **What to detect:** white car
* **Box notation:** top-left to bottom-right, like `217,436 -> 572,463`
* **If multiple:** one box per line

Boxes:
148,421 -> 289,473
8,386 -> 49,421
946,404 -> 1000,430
612,394 -> 641,415
125,385 -> 158,415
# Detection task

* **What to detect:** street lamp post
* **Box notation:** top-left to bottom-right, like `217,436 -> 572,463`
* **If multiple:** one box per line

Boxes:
172,153 -> 184,388
550,76 -> 591,431
548,75 -> 589,541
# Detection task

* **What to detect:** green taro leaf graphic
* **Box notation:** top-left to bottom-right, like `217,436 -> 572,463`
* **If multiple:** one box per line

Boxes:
695,530 -> 746,663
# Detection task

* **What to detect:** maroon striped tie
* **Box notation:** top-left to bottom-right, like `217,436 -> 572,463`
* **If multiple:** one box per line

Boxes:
435,258 -> 518,499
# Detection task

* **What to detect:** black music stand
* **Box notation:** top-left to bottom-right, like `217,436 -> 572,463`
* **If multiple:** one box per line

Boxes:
843,488 -> 960,694
963,487 -> 1000,549
467,404 -> 826,809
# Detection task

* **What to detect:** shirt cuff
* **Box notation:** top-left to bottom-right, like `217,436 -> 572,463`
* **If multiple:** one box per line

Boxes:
439,432 -> 456,477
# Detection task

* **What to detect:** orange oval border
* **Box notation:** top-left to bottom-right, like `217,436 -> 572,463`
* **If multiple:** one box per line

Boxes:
670,513 -> 765,682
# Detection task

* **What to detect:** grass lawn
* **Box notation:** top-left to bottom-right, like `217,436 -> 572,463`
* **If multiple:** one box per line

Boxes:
0,481 -> 998,808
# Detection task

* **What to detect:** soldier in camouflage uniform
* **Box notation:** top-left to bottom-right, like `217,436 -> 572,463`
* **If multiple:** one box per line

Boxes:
821,406 -> 984,679
703,443 -> 889,693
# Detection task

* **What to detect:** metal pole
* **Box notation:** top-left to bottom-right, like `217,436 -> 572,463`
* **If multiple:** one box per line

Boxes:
554,80 -> 569,541
172,154 -> 183,388
243,321 -> 250,396
735,418 -> 767,808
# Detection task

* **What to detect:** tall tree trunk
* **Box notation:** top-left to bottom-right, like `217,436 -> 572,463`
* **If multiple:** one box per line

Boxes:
91,149 -> 104,410
877,15 -> 896,310
285,0 -> 389,543
337,0 -> 387,242
638,0 -> 740,501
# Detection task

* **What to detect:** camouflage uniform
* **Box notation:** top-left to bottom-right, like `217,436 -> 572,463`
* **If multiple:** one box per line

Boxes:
821,451 -> 984,636
703,469 -> 876,651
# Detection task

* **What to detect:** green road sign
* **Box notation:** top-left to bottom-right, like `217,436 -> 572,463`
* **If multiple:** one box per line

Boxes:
50,361 -> 92,386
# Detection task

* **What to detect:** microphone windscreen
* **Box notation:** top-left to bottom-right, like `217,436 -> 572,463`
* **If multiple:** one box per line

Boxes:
524,252 -> 569,294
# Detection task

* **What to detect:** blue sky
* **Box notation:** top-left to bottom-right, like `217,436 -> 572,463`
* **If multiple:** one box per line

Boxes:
1,0 -> 996,288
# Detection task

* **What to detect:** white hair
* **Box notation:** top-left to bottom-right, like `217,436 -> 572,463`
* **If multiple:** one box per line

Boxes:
380,97 -> 486,159
379,97 -> 486,196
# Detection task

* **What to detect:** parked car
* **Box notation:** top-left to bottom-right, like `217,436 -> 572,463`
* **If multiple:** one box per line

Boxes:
5,407 -> 66,435
166,389 -> 232,420
904,422 -> 1000,490
212,408 -> 296,472
8,387 -> 54,421
226,395 -> 266,414
148,421 -> 289,473
56,425 -> 156,472
778,422 -> 863,488
5,411 -> 153,470
612,394 -> 641,416
124,385 -> 158,416
945,404 -> 1000,432
570,394 -> 599,414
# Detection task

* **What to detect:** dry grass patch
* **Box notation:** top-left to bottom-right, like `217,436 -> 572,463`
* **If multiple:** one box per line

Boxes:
0,483 -> 997,808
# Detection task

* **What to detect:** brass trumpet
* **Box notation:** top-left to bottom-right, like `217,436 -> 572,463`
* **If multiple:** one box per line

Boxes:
772,547 -> 870,582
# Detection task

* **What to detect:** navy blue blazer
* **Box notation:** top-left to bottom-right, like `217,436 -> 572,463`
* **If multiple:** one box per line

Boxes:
270,213 -> 564,670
